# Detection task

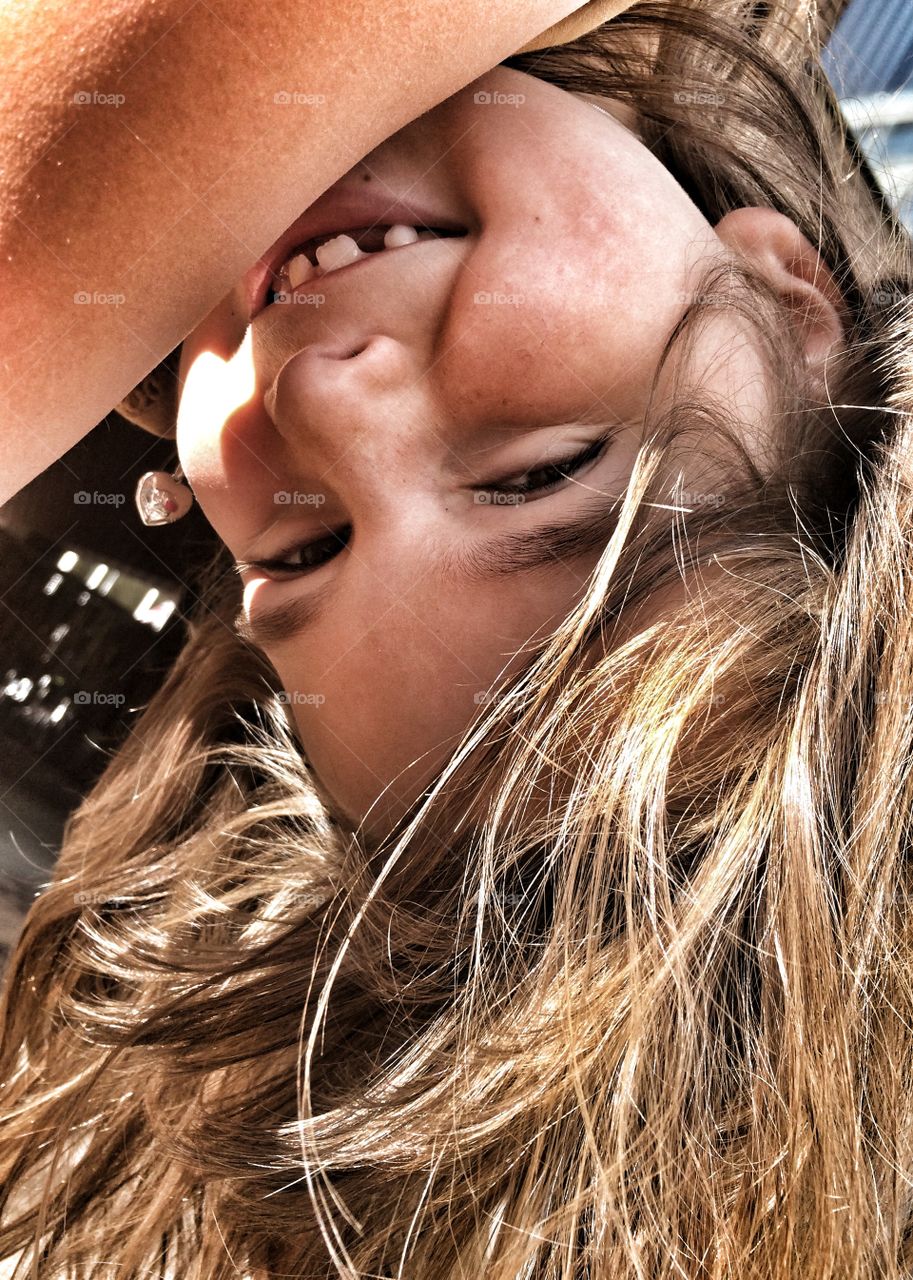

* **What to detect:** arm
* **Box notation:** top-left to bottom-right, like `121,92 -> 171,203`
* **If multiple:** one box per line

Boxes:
0,0 -> 593,505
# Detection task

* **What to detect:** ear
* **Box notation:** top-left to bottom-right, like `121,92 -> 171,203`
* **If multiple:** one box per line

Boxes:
713,206 -> 847,384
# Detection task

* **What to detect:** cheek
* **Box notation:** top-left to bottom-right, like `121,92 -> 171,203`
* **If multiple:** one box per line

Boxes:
436,121 -> 719,422
435,234 -> 675,426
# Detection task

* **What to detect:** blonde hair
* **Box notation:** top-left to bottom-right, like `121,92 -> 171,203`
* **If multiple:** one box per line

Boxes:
3,2 -> 913,1276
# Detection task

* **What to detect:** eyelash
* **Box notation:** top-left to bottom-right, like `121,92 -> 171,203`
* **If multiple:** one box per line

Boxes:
235,435 -> 611,578
479,434 -> 609,497
234,527 -> 351,578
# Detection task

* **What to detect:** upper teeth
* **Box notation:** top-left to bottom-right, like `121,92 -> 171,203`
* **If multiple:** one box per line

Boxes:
276,223 -> 425,293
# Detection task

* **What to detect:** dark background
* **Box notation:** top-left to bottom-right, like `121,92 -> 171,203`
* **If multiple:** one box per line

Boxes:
0,0 -> 906,966
0,419 -> 221,964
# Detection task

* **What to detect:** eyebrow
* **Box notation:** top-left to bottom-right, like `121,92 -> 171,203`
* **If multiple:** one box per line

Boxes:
232,489 -> 624,650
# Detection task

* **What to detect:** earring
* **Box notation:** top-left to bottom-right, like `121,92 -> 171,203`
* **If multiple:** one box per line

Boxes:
134,461 -> 194,526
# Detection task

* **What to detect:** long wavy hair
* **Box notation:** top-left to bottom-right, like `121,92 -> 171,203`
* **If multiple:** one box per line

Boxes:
3,2 -> 913,1276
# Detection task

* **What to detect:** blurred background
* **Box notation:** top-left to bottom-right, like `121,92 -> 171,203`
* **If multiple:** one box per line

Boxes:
0,0 -> 911,970
0,426 -> 220,968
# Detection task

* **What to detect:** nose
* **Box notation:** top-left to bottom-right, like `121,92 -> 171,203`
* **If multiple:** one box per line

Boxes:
264,334 -> 421,456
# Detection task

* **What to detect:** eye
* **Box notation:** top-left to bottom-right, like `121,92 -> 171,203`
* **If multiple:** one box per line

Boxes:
234,525 -> 352,579
233,436 -> 613,581
474,434 -> 611,499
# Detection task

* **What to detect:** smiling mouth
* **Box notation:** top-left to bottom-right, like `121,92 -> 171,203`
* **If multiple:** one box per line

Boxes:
266,225 -> 467,304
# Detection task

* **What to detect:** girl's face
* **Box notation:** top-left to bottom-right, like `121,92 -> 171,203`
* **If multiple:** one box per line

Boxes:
176,65 -> 774,837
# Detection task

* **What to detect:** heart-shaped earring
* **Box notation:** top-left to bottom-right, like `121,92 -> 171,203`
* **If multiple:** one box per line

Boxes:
134,462 -> 194,526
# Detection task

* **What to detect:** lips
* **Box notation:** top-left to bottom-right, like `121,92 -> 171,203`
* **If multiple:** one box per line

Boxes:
244,186 -> 469,319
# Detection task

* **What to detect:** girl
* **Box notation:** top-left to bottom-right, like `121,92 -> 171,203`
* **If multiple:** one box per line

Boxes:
3,1 -> 913,1275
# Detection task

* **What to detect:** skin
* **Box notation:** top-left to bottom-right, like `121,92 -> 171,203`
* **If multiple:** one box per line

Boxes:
175,64 -> 845,840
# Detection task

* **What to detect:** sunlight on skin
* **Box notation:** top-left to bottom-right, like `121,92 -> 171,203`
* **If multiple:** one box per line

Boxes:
179,327 -> 258,437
